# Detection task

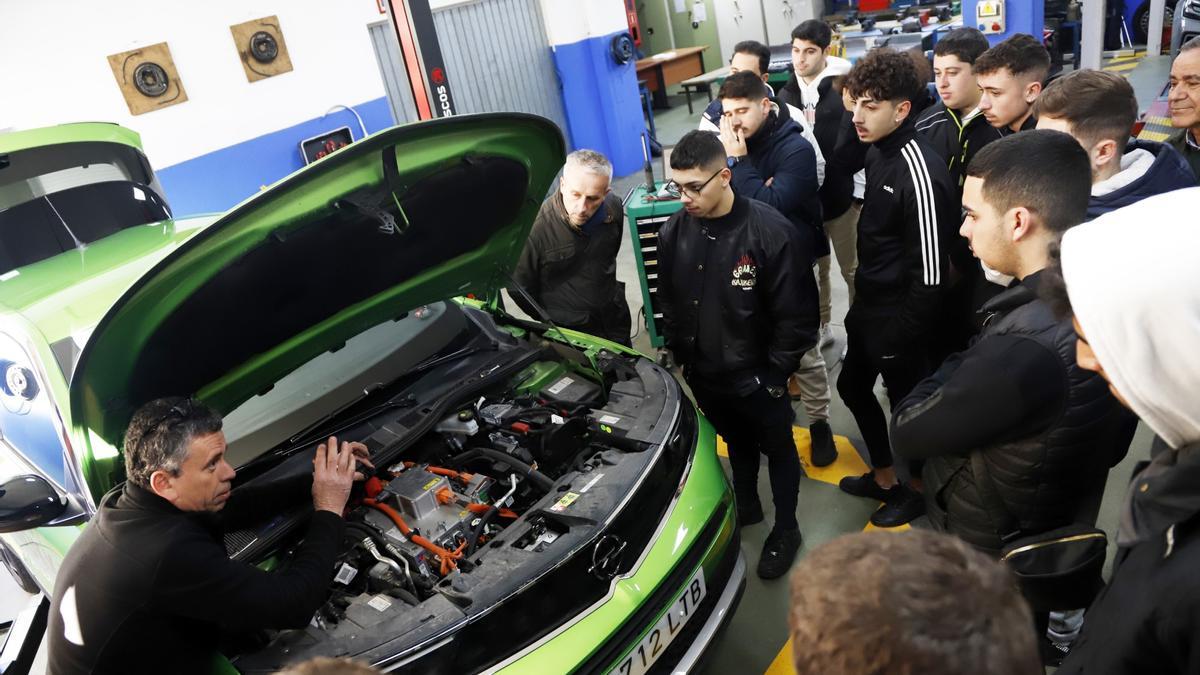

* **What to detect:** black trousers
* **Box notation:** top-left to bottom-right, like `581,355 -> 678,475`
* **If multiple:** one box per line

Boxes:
836,308 -> 931,471
689,379 -> 800,530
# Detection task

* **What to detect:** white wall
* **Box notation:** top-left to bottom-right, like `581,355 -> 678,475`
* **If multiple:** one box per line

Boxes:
0,0 -> 389,167
539,0 -> 627,46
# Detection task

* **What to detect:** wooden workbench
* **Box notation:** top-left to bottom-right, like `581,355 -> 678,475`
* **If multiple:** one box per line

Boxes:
636,46 -> 709,109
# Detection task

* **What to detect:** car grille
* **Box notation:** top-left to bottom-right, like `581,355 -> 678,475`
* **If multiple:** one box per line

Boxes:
575,499 -> 737,675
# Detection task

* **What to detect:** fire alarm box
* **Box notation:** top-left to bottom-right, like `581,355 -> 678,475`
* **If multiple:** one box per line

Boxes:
977,0 -> 1005,34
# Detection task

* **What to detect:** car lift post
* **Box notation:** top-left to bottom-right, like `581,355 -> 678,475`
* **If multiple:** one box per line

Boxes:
1147,0 -> 1167,55
1081,0 -> 1106,70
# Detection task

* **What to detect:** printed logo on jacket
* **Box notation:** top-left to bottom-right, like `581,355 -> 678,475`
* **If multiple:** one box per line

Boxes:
732,254 -> 757,290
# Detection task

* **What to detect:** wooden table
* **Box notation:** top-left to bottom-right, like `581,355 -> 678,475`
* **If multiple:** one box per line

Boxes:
636,46 -> 708,109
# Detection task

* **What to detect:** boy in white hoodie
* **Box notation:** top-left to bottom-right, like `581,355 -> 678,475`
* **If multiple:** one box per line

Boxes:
779,20 -> 861,353
1045,187 -> 1200,674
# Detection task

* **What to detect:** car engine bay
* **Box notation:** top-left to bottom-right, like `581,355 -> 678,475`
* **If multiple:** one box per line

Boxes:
227,310 -> 690,672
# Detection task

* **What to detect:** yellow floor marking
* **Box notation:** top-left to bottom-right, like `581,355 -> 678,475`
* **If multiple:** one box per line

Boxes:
768,634 -> 796,672
1103,60 -> 1140,72
764,638 -> 796,675
716,429 -> 869,487
863,521 -> 912,532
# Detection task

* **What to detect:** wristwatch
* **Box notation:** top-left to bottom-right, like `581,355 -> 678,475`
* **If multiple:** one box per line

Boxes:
726,156 -> 741,169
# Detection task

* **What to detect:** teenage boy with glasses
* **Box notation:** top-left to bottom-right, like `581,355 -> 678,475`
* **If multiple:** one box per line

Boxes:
658,130 -> 819,579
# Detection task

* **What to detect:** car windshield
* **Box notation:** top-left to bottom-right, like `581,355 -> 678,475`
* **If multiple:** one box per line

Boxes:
0,141 -> 171,276
221,301 -> 467,468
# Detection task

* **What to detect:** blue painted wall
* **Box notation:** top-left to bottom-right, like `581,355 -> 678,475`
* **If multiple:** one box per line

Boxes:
963,0 -> 1044,46
156,97 -> 395,217
550,30 -> 644,177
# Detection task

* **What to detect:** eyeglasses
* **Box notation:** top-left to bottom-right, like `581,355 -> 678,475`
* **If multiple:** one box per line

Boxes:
147,397 -> 199,430
664,168 -> 724,199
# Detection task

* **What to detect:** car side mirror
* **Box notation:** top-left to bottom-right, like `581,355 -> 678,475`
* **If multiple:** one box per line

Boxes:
0,475 -> 66,533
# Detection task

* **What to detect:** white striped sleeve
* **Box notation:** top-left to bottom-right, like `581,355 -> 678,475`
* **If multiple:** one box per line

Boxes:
900,141 -> 941,286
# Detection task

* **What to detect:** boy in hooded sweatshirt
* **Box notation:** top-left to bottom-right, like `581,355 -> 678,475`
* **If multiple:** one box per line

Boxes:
1044,187 -> 1200,674
1035,69 -> 1197,220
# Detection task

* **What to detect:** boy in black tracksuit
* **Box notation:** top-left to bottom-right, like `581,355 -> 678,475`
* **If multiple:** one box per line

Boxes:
657,131 -> 819,579
836,49 -> 958,527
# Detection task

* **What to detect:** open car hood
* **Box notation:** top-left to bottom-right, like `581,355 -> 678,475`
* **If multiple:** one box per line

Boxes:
70,113 -> 564,448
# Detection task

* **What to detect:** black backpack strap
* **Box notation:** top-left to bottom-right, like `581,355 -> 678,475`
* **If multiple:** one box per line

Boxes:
971,452 -> 1022,544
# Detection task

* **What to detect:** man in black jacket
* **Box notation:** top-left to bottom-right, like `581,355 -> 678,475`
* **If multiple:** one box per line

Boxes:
1033,69 -> 1197,220
891,131 -> 1134,558
1043,187 -> 1200,674
513,150 -> 631,345
975,34 -> 1050,135
48,397 -> 369,675
916,28 -> 1002,196
918,28 -> 1006,364
835,49 -> 958,527
718,70 -> 838,466
780,20 -> 860,347
658,130 -> 818,579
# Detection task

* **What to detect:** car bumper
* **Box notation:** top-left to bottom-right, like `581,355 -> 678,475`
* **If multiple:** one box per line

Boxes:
488,412 -> 740,675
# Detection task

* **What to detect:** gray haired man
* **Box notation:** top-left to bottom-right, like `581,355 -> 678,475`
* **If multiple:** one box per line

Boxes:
48,396 -> 371,675
513,149 -> 632,346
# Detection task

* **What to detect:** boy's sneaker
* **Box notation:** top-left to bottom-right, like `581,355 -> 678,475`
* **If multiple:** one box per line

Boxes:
1039,635 -> 1072,667
838,472 -> 892,501
757,528 -> 803,579
869,484 -> 926,527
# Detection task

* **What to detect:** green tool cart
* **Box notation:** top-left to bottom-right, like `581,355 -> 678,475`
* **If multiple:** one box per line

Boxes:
624,182 -> 683,357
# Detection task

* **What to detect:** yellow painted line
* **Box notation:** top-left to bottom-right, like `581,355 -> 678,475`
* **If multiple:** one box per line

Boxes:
765,638 -> 796,675
716,429 -> 868,488
863,521 -> 912,532
1103,60 -> 1140,72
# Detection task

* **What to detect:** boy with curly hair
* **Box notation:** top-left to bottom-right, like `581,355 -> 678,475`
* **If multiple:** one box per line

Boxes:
834,48 -> 959,527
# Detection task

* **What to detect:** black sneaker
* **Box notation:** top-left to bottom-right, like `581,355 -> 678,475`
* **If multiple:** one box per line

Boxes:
1039,634 -> 1071,667
869,484 -> 926,527
809,421 -> 837,468
757,527 -> 802,579
737,497 -> 764,527
838,472 -> 892,501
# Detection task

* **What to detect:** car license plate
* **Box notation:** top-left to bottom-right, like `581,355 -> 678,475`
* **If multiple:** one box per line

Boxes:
611,567 -> 707,675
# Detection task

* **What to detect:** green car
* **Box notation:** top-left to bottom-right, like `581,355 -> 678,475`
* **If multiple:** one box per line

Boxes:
0,116 -> 744,673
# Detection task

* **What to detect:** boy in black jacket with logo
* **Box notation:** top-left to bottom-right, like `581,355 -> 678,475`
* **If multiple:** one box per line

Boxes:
835,49 -> 958,527
658,130 -> 819,579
